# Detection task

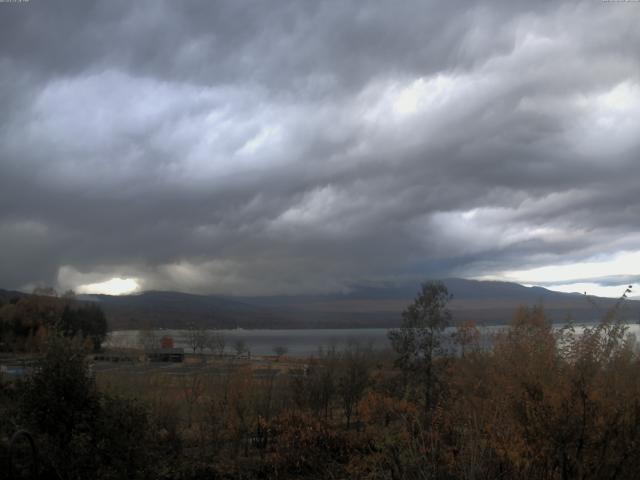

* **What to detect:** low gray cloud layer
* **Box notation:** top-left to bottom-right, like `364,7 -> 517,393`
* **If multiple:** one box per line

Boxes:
1,0 -> 639,295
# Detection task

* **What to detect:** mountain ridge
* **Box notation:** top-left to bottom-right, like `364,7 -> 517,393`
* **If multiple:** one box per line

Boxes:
3,278 -> 636,330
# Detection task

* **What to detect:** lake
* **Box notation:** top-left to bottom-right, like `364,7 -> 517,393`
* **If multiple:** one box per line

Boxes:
106,328 -> 393,356
105,323 -> 640,357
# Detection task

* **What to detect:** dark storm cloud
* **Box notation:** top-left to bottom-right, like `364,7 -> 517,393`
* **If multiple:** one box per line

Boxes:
1,0 -> 639,294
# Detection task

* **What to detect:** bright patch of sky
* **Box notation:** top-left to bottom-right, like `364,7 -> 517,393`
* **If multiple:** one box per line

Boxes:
76,277 -> 140,295
493,250 -> 640,298
536,283 -> 631,299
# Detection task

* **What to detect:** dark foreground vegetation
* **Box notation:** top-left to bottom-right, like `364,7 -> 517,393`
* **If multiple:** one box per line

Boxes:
1,283 -> 639,479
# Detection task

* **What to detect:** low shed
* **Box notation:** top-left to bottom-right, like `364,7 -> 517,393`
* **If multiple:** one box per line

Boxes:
146,347 -> 185,362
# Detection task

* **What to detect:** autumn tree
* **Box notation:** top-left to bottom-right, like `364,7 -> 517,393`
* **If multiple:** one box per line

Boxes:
187,323 -> 208,354
289,347 -> 338,422
206,330 -> 226,357
337,342 -> 371,428
451,319 -> 481,357
0,292 -> 106,352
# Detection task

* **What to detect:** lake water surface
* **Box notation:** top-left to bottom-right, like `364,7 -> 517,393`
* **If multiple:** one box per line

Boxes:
107,328 -> 393,356
106,323 -> 640,357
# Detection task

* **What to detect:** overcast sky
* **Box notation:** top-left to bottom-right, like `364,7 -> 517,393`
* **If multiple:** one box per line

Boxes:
1,0 -> 639,297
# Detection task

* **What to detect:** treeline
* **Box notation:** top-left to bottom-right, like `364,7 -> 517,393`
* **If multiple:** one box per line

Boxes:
2,282 -> 640,479
0,290 -> 107,352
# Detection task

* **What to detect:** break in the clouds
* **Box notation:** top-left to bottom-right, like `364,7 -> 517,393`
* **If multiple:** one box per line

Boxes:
1,0 -> 639,296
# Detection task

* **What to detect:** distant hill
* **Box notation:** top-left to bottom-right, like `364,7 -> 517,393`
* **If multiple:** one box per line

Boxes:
2,279 -> 637,330
73,290 -> 289,330
239,278 -> 637,328
0,288 -> 27,302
